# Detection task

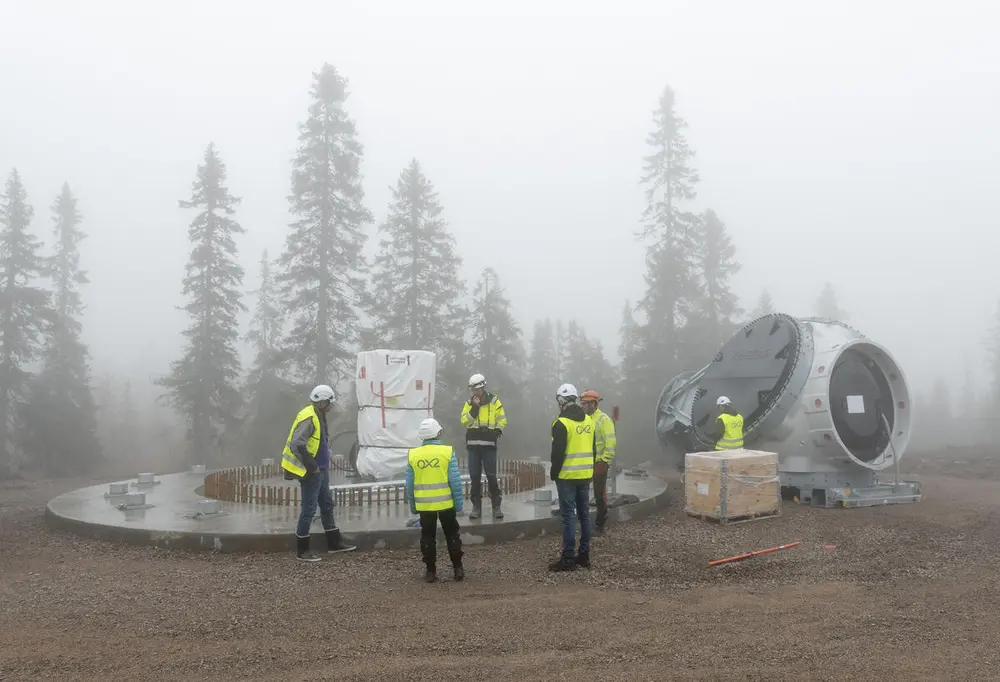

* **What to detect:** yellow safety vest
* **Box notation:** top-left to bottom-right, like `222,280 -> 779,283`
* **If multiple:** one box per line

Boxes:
281,405 -> 321,477
715,413 -> 744,450
592,408 -> 617,463
408,444 -> 456,512
555,415 -> 596,480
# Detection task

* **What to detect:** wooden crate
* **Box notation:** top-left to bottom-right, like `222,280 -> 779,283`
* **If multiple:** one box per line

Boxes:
684,449 -> 781,524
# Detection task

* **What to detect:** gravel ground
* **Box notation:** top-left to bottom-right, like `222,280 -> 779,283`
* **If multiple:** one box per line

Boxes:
3,454 -> 1000,681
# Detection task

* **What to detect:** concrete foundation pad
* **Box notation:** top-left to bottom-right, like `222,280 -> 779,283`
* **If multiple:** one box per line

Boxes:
45,469 -> 669,553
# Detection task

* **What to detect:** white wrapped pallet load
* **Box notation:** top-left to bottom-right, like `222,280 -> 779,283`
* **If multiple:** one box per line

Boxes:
355,350 -> 436,480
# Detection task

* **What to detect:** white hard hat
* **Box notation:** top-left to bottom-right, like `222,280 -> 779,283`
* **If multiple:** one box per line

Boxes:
417,418 -> 443,440
716,396 -> 732,406
468,373 -> 486,389
556,383 -> 578,400
310,384 -> 336,403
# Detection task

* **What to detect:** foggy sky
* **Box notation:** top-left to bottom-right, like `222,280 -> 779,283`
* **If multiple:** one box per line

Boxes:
2,0 -> 998,401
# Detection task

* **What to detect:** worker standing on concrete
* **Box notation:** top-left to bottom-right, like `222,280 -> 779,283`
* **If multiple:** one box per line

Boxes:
711,396 -> 744,450
580,390 -> 616,532
460,373 -> 507,520
281,384 -> 357,562
549,383 -> 597,572
405,418 -> 465,583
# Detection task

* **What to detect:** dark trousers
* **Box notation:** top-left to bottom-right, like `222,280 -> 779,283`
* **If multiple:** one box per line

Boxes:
556,478 -> 591,559
419,508 -> 463,570
297,468 -> 336,537
593,461 -> 610,528
467,444 -> 501,508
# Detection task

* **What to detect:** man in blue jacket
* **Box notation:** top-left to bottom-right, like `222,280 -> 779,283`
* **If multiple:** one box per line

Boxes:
406,418 -> 465,583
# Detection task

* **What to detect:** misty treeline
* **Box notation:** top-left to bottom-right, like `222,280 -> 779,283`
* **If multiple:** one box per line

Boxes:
1,64 -> 993,479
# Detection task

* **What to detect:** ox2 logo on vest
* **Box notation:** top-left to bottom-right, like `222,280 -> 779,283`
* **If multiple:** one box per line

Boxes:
575,424 -> 593,434
416,458 -> 441,469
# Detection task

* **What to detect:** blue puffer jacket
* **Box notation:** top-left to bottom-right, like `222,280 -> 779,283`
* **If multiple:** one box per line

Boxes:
405,439 -> 464,515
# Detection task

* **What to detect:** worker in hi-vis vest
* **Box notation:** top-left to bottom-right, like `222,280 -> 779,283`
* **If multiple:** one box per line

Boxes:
281,384 -> 357,561
460,372 -> 508,520
548,383 -> 597,573
405,418 -> 465,583
712,396 -> 744,450
580,390 -> 616,532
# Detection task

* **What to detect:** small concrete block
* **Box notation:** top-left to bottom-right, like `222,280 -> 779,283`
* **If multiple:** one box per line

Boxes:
108,482 -> 129,495
122,492 -> 146,507
534,488 -> 553,502
137,472 -> 156,484
198,499 -> 222,515
261,458 -> 275,466
190,464 -> 206,474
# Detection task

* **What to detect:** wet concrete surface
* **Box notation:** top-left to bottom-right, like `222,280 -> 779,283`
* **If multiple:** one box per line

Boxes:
45,468 -> 669,553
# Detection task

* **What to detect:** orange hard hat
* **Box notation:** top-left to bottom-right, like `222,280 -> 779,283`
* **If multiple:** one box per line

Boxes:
581,390 -> 601,403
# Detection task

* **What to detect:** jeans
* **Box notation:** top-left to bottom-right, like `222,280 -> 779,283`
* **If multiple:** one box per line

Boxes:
296,468 -> 336,538
593,461 -> 610,528
419,508 -> 463,569
556,478 -> 591,558
467,445 -> 501,507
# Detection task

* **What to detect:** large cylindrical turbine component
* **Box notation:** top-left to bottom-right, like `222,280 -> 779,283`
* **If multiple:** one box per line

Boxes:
656,314 -> 913,495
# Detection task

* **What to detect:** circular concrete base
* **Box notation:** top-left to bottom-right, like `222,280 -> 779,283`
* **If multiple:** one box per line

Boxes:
45,469 -> 669,553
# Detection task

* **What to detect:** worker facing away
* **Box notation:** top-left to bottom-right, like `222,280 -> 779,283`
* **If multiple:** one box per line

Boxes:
580,390 -> 616,532
281,384 -> 357,561
460,373 -> 508,520
405,418 -> 465,583
711,396 -> 744,450
549,383 -> 597,572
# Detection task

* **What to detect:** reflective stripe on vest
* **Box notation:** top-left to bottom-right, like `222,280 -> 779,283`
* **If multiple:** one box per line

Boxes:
281,405 -> 321,477
556,415 -> 595,480
409,444 -> 455,512
715,413 -> 745,450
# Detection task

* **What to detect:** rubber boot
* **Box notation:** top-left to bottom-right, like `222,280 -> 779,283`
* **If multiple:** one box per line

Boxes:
492,503 -> 504,520
575,551 -> 590,569
469,504 -> 482,520
548,554 -> 577,572
296,535 -> 320,562
325,528 -> 357,554
450,550 -> 465,581
424,564 -> 438,583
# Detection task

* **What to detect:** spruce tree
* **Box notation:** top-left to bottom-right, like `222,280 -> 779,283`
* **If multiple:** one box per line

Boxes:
636,85 -> 701,388
157,144 -> 246,464
240,250 -> 298,463
245,250 -> 285,390
0,170 -> 49,477
22,184 -> 101,475
526,318 -> 559,437
278,63 -> 373,387
370,158 -> 465,350
691,210 -> 741,337
815,282 -> 846,320
750,289 -> 775,318
468,268 -> 524,444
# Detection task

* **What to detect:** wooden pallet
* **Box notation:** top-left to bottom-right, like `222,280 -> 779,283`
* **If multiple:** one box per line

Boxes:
685,509 -> 781,525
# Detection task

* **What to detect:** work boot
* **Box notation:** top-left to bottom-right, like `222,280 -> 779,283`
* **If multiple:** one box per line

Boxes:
548,555 -> 577,572
575,551 -> 590,569
424,565 -> 438,583
492,504 -> 504,520
450,551 -> 465,581
296,535 -> 321,562
469,504 -> 482,520
325,528 -> 357,554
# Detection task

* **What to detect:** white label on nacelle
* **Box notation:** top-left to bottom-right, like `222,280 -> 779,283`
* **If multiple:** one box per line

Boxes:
846,395 -> 865,414
697,483 -> 709,495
